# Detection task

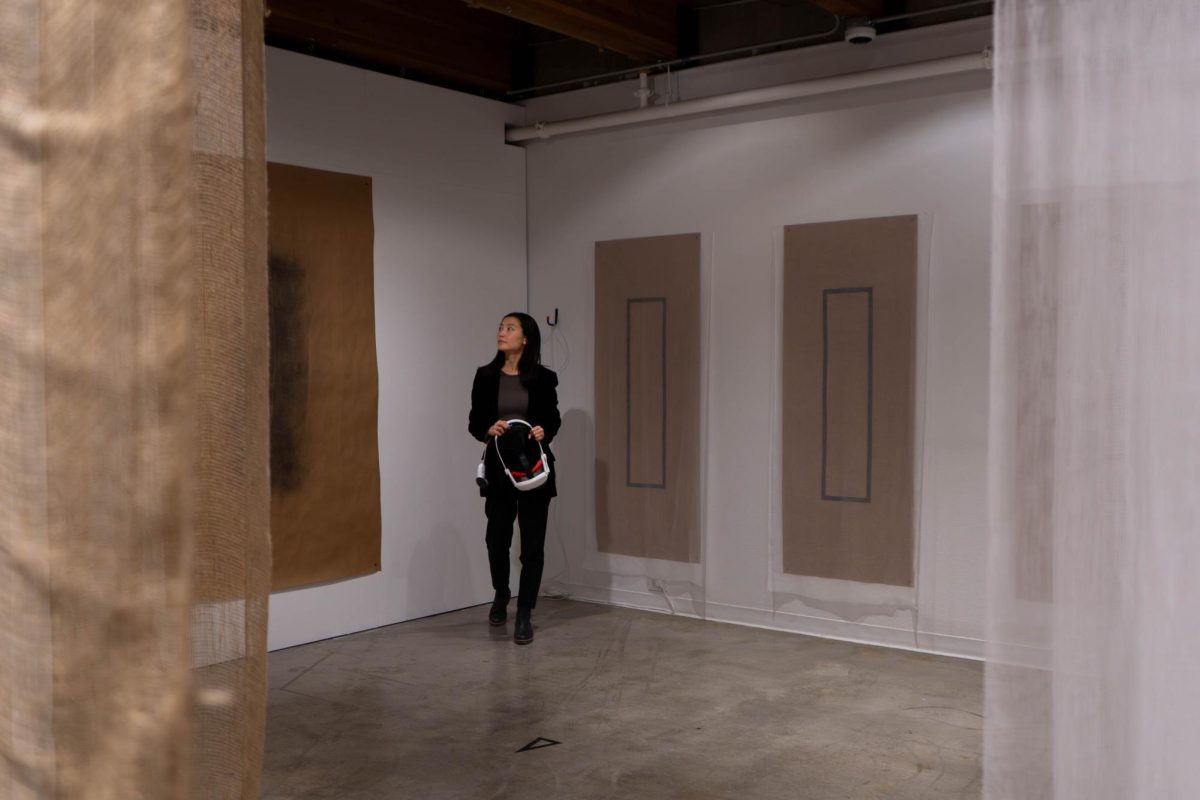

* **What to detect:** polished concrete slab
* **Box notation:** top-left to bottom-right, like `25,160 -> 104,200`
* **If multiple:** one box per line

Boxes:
262,599 -> 982,799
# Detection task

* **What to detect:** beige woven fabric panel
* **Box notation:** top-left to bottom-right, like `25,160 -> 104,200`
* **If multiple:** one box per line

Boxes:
781,216 -> 917,587
0,1 -> 269,797
191,1 -> 270,797
594,233 -> 701,564
2,1 -> 66,795
266,162 -> 381,590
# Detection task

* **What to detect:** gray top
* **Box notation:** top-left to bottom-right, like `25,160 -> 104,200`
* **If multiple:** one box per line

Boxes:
498,372 -> 530,422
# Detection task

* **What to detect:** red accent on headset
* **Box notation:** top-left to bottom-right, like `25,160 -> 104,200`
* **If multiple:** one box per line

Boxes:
510,460 -> 543,480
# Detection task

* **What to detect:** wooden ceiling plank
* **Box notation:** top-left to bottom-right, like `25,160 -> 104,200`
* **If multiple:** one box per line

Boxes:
466,0 -> 678,61
266,0 -> 513,90
357,0 -> 527,46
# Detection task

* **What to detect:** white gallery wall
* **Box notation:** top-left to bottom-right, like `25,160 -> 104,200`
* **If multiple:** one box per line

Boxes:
263,18 -> 996,659
525,21 -> 994,658
265,49 -> 527,650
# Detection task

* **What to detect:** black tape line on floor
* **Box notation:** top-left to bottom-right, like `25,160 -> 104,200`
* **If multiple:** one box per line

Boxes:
517,737 -> 561,753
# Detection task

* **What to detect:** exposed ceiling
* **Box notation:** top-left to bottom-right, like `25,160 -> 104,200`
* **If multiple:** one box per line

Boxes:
264,0 -> 992,101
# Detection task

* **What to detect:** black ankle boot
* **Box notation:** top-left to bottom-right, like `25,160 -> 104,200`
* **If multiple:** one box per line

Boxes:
514,608 -> 533,645
489,592 -> 509,626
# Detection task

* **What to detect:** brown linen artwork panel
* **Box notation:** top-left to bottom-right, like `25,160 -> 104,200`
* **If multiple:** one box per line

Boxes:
782,215 -> 917,586
268,162 -> 381,589
595,234 -> 701,563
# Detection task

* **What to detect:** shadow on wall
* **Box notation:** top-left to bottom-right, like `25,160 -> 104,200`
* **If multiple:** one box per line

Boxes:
407,522 -> 475,614
541,407 -> 708,617
542,408 -> 593,594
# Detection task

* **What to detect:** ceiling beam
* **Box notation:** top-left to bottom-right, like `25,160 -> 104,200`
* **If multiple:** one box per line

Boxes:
804,0 -> 885,19
466,0 -> 678,61
266,0 -> 517,91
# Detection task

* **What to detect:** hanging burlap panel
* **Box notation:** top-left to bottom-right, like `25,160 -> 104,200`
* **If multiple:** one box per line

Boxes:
190,0 -> 270,798
1,1 -> 194,796
1,0 -> 70,795
0,1 -> 269,798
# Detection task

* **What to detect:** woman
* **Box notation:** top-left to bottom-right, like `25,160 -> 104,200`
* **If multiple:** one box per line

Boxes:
468,312 -> 560,645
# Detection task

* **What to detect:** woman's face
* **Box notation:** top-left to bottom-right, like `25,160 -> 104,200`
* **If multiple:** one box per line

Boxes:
496,316 -> 526,355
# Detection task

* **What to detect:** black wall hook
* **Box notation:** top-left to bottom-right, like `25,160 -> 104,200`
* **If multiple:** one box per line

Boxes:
546,308 -> 559,327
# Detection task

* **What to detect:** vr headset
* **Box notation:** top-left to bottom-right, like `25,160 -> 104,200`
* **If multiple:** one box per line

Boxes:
475,419 -> 551,492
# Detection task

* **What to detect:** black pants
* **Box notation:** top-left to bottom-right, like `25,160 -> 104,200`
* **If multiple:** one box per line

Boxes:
484,485 -> 551,610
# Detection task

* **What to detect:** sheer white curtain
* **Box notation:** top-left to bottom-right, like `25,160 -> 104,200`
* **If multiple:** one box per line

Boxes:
987,2 -> 1200,798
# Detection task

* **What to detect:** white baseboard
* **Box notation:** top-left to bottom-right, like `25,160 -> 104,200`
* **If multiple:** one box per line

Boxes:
544,581 -> 985,662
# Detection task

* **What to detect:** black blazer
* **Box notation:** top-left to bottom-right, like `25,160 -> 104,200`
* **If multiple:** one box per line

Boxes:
469,364 -> 561,497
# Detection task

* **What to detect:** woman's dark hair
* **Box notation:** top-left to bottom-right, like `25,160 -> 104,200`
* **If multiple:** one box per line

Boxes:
486,312 -> 542,386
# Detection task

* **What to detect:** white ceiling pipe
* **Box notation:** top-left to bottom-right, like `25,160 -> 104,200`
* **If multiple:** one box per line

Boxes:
507,50 -> 991,144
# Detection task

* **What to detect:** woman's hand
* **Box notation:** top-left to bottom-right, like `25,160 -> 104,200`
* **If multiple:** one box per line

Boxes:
530,426 -> 545,442
488,420 -> 509,438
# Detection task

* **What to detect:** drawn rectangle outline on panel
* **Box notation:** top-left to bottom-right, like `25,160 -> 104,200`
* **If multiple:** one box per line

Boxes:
821,287 -> 873,503
626,297 -> 667,489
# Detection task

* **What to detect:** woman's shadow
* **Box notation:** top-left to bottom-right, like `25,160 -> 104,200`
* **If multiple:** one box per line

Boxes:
541,407 -> 624,603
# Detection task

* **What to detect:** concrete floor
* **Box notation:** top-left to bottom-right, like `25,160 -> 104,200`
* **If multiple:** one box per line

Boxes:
263,599 -> 982,800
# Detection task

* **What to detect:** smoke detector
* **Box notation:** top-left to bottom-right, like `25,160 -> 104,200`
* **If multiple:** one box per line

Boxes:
845,22 -> 877,44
